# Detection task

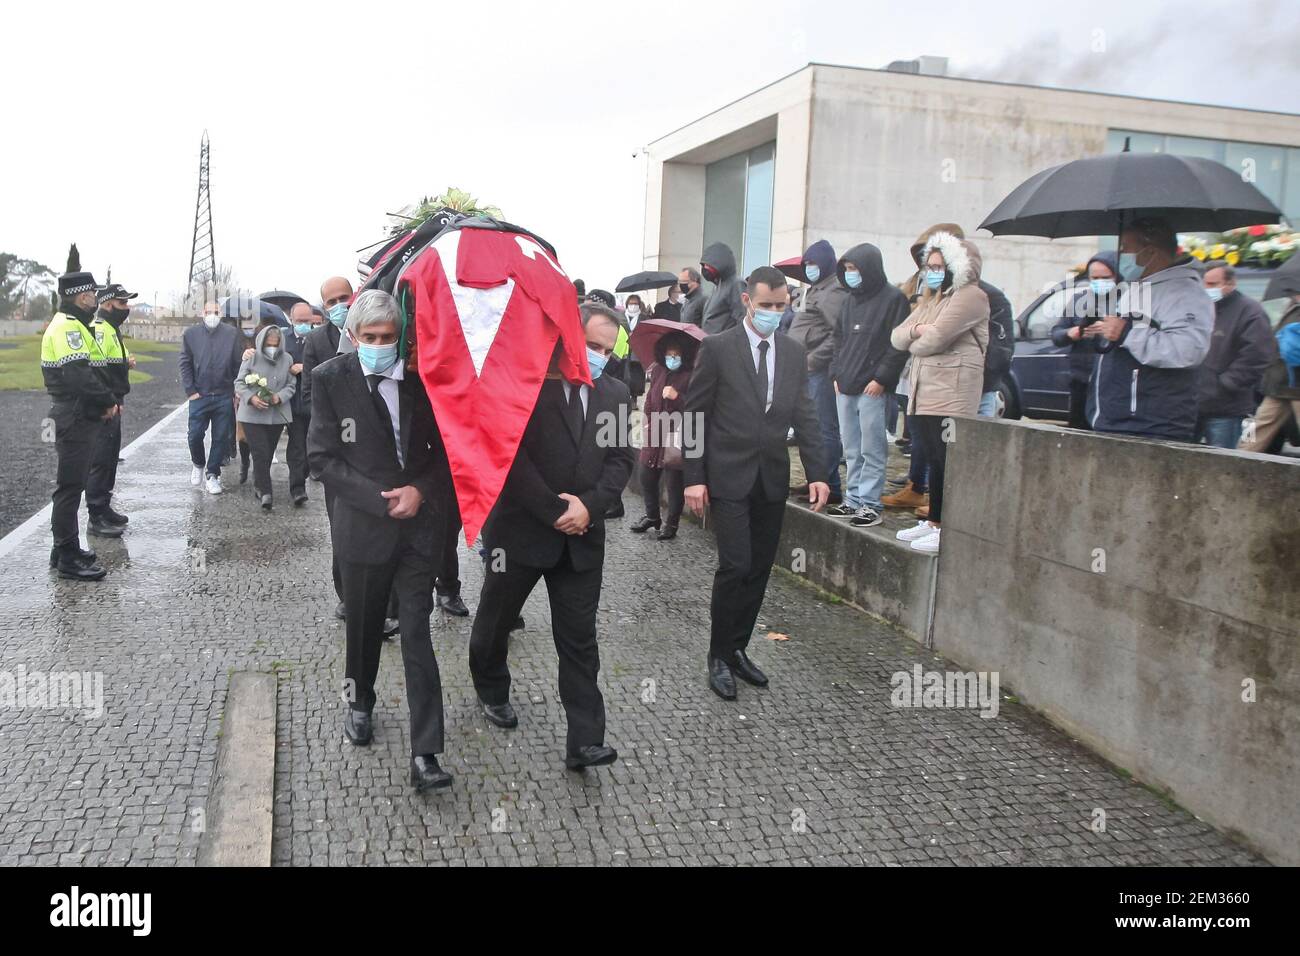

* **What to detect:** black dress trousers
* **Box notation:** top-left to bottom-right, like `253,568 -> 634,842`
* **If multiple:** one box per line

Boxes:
707,478 -> 788,661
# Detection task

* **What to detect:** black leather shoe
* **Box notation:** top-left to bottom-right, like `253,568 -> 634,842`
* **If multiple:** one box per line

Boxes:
382,618 -> 400,638
481,701 -> 518,729
509,616 -> 525,633
410,754 -> 453,792
55,551 -> 108,581
101,506 -> 129,526
630,515 -> 660,533
731,650 -> 769,687
436,592 -> 469,617
50,545 -> 96,569
87,515 -> 124,538
292,491 -> 308,507
343,709 -> 373,746
334,601 -> 346,620
260,494 -> 273,510
656,525 -> 678,541
708,657 -> 737,700
565,744 -> 618,771
604,501 -> 625,519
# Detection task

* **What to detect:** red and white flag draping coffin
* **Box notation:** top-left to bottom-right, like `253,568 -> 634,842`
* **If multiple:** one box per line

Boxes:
401,225 -> 590,547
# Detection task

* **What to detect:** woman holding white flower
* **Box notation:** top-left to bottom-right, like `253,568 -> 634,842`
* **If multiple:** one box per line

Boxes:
234,325 -> 296,509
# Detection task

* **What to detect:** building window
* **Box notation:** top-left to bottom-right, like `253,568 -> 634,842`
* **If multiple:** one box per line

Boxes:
702,141 -> 776,283
1107,128 -> 1297,222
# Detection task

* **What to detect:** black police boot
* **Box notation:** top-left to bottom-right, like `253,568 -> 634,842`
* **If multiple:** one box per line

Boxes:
55,547 -> 107,581
50,545 -> 96,569
88,512 -> 124,538
101,504 -> 129,526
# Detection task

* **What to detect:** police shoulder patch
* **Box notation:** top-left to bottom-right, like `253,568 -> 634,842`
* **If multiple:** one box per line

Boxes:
66,329 -> 84,351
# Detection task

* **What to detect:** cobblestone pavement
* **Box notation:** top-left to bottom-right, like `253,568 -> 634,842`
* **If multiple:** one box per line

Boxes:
0,413 -> 1265,866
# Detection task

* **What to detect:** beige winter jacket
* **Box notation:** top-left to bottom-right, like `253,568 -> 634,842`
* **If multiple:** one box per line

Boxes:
891,232 -> 989,417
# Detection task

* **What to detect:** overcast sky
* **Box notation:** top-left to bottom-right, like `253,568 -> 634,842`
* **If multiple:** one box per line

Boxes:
2,0 -> 1295,308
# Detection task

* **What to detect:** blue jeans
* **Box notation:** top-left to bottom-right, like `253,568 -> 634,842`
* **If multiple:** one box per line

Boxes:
188,393 -> 235,477
978,390 -> 999,418
1195,416 -> 1244,450
836,390 -> 888,510
807,371 -> 842,494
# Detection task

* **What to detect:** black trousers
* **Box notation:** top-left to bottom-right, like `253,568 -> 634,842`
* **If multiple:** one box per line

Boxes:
242,422 -> 284,499
911,415 -> 949,524
324,486 -> 343,602
708,480 -> 787,661
1068,380 -> 1092,430
85,409 -> 122,512
51,403 -> 104,550
469,546 -> 606,752
640,464 -> 684,527
436,516 -> 461,597
342,539 -> 444,756
285,413 -> 310,495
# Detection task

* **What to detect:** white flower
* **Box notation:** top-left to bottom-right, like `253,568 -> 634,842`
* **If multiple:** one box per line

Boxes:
256,375 -> 269,387
244,373 -> 259,385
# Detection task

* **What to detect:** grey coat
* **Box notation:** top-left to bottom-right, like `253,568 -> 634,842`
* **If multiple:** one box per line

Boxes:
235,325 -> 297,425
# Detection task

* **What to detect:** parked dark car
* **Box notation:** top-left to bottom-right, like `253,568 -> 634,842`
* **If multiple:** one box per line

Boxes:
995,264 -> 1294,430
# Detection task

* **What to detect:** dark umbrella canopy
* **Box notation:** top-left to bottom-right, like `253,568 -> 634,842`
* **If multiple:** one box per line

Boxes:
257,289 -> 309,314
616,271 -> 679,293
980,152 -> 1282,238
1264,254 -> 1300,301
628,318 -> 706,367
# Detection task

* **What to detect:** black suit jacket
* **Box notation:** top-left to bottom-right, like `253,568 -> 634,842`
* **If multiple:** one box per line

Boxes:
300,322 -> 341,413
307,352 -> 452,565
684,324 -> 827,501
483,374 -> 635,573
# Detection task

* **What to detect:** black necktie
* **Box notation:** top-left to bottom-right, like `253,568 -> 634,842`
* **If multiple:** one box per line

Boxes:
366,374 -> 398,462
756,340 -> 770,411
566,382 -> 585,443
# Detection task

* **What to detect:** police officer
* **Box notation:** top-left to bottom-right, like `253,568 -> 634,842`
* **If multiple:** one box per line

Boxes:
42,272 -> 121,580
86,283 -> 138,531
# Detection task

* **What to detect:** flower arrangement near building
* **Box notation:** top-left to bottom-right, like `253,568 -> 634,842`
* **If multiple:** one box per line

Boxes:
1181,225 -> 1297,268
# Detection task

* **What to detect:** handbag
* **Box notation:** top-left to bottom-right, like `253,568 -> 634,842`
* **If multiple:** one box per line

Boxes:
662,427 -> 684,470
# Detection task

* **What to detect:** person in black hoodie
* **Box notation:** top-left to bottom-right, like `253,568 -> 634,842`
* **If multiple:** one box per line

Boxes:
826,244 -> 910,527
700,243 -> 745,334
1051,252 -> 1119,429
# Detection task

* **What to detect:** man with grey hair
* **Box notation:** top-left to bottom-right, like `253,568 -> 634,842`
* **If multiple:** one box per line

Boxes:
468,301 -> 635,771
678,266 -> 705,327
1197,263 -> 1273,449
307,289 -> 456,792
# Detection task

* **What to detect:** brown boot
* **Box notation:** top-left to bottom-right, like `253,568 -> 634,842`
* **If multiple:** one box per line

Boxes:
882,481 -> 928,509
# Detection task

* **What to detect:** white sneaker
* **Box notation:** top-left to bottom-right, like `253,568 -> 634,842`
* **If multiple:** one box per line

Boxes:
911,527 -> 941,553
191,466 -> 203,486
205,475 -> 223,495
896,520 -> 937,542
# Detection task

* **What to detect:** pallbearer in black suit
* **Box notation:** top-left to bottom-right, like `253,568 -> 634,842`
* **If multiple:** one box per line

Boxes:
307,290 -> 455,793
469,303 -> 636,771
684,265 -> 831,700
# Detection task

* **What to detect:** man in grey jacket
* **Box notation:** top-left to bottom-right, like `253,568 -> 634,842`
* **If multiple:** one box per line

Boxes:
1083,218 -> 1213,441
787,239 -> 848,502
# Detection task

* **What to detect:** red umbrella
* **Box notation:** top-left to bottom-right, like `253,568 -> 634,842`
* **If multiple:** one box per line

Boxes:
628,318 -> 706,367
774,255 -> 807,283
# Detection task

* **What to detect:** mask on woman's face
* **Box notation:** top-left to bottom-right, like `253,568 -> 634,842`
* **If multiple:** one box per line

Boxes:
626,305 -> 641,318
264,346 -> 280,361
665,354 -> 682,372
924,269 -> 946,290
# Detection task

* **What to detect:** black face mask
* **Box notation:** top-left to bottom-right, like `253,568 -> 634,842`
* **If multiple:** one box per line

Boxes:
679,282 -> 690,294
99,306 -> 129,327
701,266 -> 720,284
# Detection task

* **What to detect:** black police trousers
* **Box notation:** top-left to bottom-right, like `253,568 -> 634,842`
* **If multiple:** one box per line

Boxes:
51,402 -> 107,549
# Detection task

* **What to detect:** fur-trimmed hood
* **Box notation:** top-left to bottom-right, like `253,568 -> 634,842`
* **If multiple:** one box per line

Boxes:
920,231 -> 983,291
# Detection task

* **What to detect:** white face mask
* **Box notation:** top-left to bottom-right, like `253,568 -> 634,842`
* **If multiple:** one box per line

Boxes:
264,346 -> 280,360
626,305 -> 641,318
203,314 -> 221,330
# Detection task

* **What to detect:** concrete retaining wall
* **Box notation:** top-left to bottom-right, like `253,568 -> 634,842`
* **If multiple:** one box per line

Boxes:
933,416 -> 1300,864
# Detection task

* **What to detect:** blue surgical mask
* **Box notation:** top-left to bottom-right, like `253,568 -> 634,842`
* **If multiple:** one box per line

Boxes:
751,309 -> 782,336
925,269 -> 945,290
1089,278 -> 1116,297
843,270 -> 862,290
294,322 -> 314,337
1118,252 -> 1145,282
665,355 -> 682,371
805,264 -> 821,284
1206,286 -> 1224,303
328,302 -> 349,328
357,342 -> 398,374
586,347 -> 608,380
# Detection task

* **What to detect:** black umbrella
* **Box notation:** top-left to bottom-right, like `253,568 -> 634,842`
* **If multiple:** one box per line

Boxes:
616,270 -> 678,293
257,289 -> 309,314
1264,254 -> 1300,301
980,151 -> 1282,238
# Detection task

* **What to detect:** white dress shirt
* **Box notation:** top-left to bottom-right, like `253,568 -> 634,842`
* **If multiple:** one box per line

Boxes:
743,319 -> 776,412
365,359 -> 405,467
